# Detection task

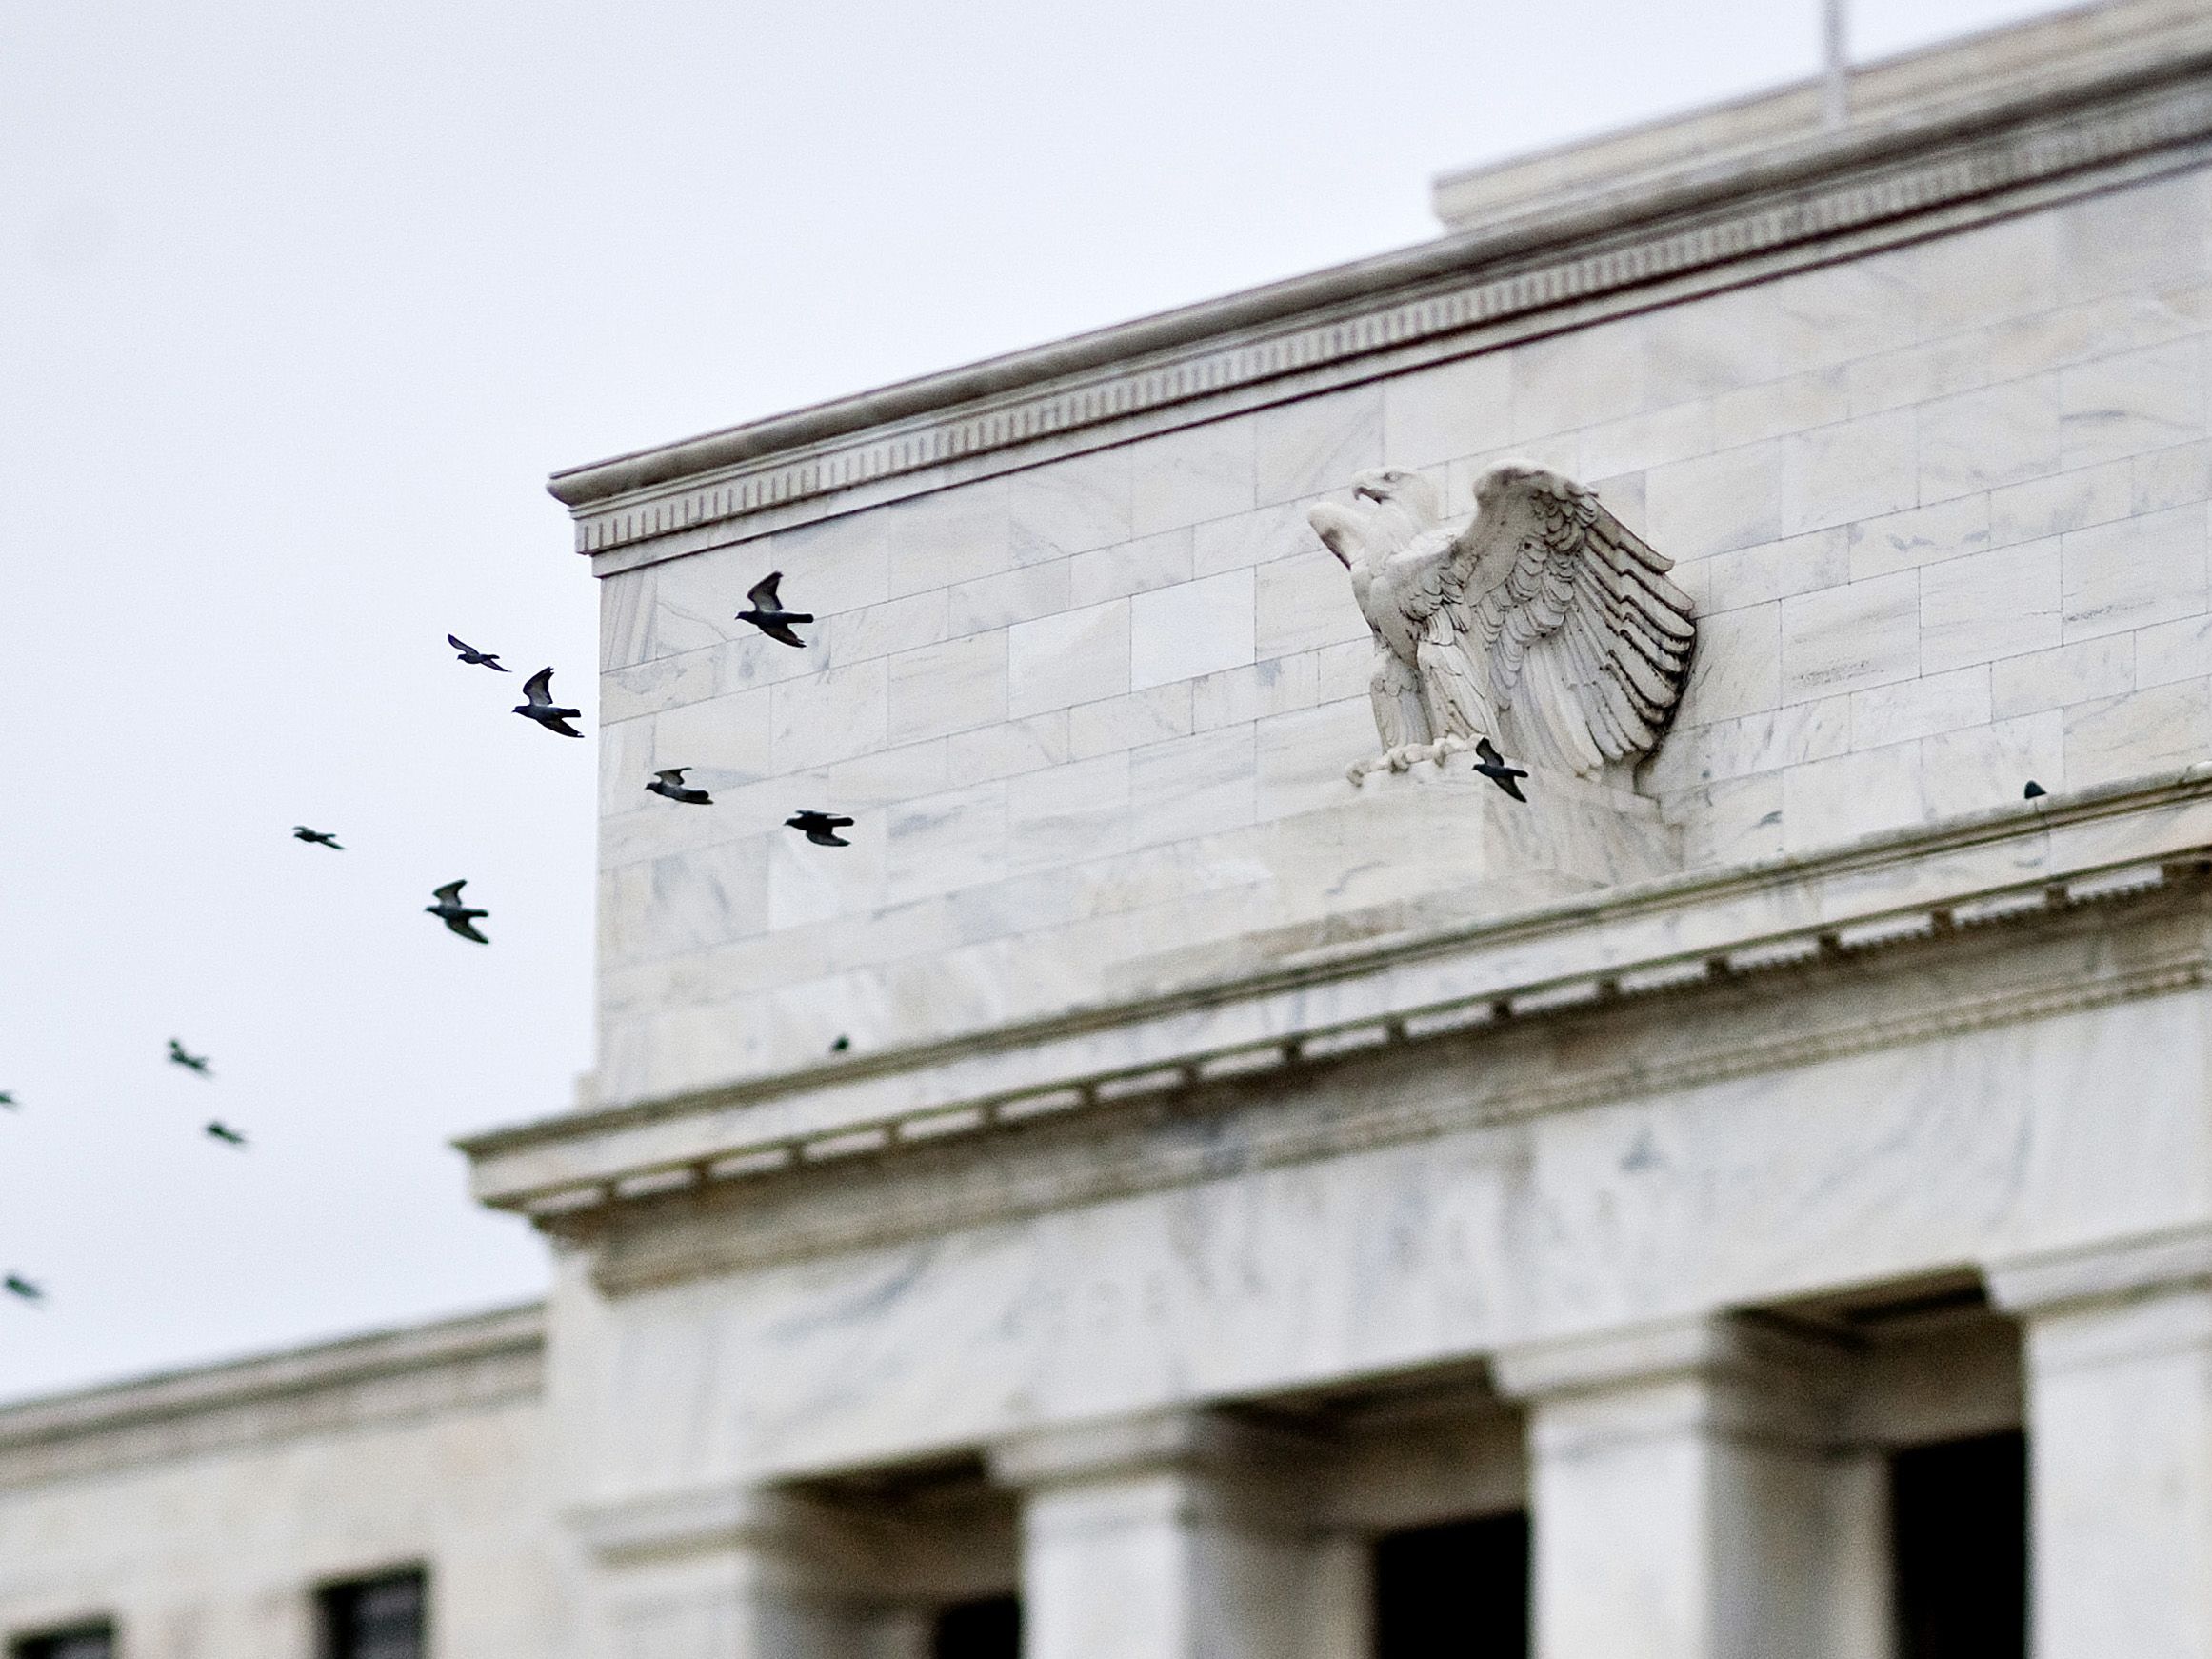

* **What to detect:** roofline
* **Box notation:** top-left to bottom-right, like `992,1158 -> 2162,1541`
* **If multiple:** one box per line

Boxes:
546,1 -> 2212,533
0,1300 -> 545,1444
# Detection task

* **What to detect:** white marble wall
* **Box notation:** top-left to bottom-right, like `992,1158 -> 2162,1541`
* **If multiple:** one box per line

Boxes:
592,168 -> 2212,1109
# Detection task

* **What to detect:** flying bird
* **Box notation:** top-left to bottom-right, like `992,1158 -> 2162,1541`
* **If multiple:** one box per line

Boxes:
513,668 -> 584,737
4,1273 -> 42,1304
168,1039 -> 212,1076
448,634 -> 510,671
427,880 -> 489,944
830,1034 -> 850,1053
647,768 -> 713,806
787,810 -> 855,847
2024,780 -> 2048,799
205,1121 -> 248,1148
0,1091 -> 15,1110
1309,463 -> 1696,784
1473,737 -> 1530,803
736,572 -> 813,648
292,826 -> 344,849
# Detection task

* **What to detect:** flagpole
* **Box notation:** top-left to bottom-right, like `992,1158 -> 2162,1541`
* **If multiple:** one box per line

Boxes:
1823,0 -> 1851,129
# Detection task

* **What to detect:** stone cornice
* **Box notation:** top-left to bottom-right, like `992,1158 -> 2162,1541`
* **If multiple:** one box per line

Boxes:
1987,1223 -> 2212,1313
585,892 -> 2205,1292
459,769 -> 2212,1232
550,37 -> 2212,569
0,1302 -> 543,1486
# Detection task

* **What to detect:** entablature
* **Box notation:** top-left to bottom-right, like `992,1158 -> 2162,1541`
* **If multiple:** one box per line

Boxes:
462,769 -> 2212,1257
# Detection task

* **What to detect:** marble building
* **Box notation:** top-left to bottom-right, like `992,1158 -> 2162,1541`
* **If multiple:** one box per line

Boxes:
12,1 -> 2212,1654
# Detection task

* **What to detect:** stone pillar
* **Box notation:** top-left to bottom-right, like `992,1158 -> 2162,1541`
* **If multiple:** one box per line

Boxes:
1990,1227 -> 2212,1659
991,1409 -> 1333,1659
1494,1313 -> 1879,1659
571,1486 -> 886,1659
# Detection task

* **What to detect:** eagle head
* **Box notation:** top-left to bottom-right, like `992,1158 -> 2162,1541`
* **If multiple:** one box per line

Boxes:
1350,468 -> 1443,524
1309,468 -> 1442,570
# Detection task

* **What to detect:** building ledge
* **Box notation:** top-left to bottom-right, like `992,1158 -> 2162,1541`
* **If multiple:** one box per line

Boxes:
0,1301 -> 545,1461
459,769 -> 2212,1229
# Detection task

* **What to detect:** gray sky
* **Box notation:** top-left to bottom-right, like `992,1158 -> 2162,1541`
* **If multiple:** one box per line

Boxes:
0,0 -> 2074,1401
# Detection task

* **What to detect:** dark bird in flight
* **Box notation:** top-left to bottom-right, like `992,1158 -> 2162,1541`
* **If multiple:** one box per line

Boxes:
2024,780 -> 2048,799
0,1091 -> 16,1110
514,668 -> 584,737
736,572 -> 813,648
647,768 -> 713,806
5,1273 -> 42,1304
292,826 -> 344,849
448,634 -> 510,671
787,810 -> 855,847
427,881 -> 490,944
168,1039 -> 212,1076
1473,737 -> 1530,804
830,1034 -> 850,1053
205,1121 -> 248,1148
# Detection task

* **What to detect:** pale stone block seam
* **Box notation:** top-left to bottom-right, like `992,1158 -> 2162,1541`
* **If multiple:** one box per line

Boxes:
598,716 -> 1372,960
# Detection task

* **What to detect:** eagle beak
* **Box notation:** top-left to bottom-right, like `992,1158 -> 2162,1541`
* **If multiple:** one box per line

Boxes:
1353,478 -> 1388,503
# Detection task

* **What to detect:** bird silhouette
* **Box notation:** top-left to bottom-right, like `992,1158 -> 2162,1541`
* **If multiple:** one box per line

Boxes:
168,1039 -> 212,1076
736,572 -> 813,648
427,881 -> 490,944
205,1121 -> 248,1148
647,768 -> 713,806
2024,780 -> 2048,799
448,634 -> 510,671
830,1035 -> 850,1053
514,668 -> 584,737
0,1091 -> 15,1110
292,826 -> 344,849
4,1273 -> 42,1304
1473,738 -> 1530,804
787,810 -> 855,847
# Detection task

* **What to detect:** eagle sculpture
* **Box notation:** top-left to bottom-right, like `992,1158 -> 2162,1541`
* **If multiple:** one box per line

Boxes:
1307,462 -> 1696,785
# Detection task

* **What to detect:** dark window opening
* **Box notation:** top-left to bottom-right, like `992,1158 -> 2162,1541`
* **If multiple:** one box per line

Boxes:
1892,1430 -> 2027,1659
319,1568 -> 428,1659
932,1593 -> 1020,1659
1374,1510 -> 1529,1659
10,1627 -> 114,1659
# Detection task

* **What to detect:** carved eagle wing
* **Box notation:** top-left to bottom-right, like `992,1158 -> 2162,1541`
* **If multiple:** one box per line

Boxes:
1438,462 -> 1696,778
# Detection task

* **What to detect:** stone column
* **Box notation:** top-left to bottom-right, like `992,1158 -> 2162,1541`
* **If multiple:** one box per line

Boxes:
571,1486 -> 885,1659
1494,1313 -> 1879,1659
991,1409 -> 1334,1659
1989,1227 -> 2212,1659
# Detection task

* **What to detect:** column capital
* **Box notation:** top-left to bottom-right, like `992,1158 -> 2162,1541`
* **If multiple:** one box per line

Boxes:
1986,1223 -> 2212,1315
568,1485 -> 858,1569
1491,1310 -> 1848,1402
988,1407 -> 1303,1490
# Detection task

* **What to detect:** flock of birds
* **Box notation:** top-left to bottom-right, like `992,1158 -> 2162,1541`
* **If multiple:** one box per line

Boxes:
2,554 -> 2066,1312
3,570 -> 852,1309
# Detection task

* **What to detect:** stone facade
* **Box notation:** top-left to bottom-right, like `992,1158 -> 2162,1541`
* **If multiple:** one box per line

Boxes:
11,3 -> 2212,1656
0,1307 -> 573,1654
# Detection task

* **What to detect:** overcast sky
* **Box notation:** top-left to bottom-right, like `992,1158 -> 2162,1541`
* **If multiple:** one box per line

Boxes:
0,0 -> 2079,1401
